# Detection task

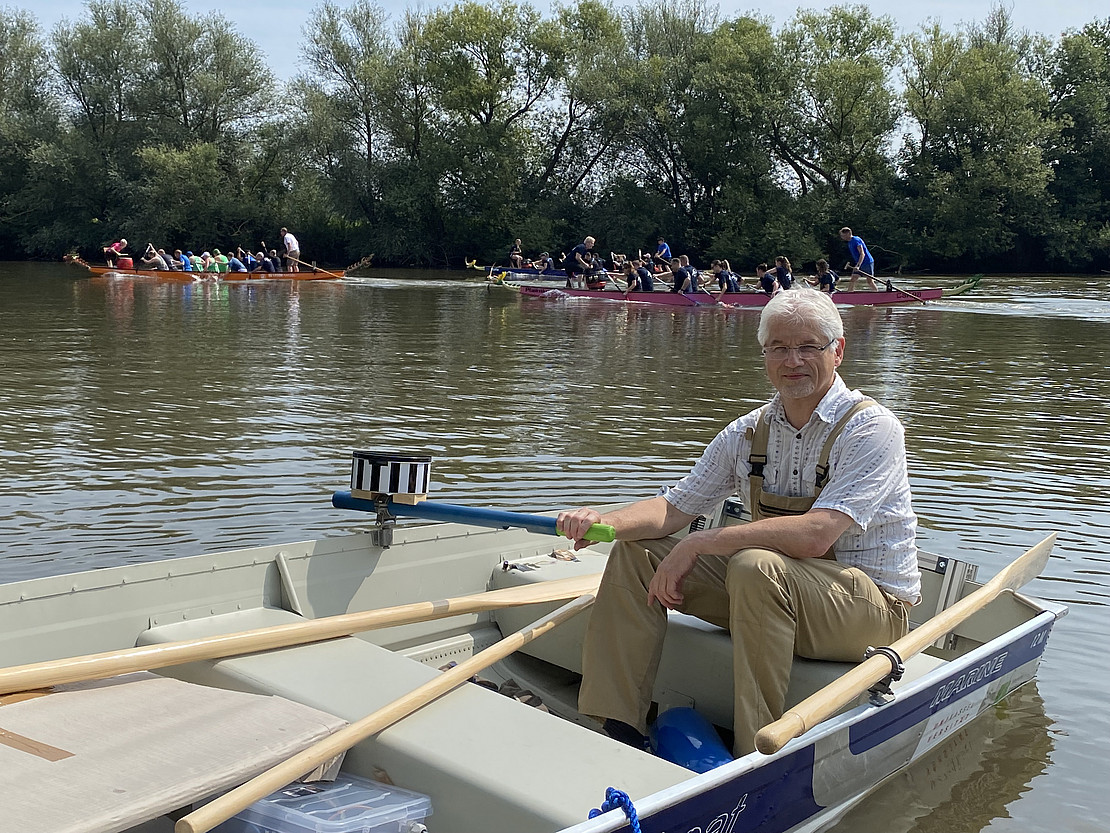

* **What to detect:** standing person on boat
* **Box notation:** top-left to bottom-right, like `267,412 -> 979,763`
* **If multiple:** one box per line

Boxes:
656,237 -> 672,261
102,238 -> 128,266
840,227 -> 877,291
508,239 -> 524,268
565,236 -> 595,289
281,227 -> 301,273
558,287 -> 920,757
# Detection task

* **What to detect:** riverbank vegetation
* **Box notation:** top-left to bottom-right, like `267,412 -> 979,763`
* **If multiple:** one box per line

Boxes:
1,0 -> 1108,272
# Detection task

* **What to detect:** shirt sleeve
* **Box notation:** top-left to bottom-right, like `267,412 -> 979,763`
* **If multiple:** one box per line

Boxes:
663,421 -> 745,516
813,408 -> 908,531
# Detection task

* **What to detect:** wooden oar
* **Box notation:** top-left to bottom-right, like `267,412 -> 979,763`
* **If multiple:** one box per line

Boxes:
0,572 -> 601,696
755,533 -> 1056,755
849,265 -> 924,304
286,255 -> 345,280
176,592 -> 596,833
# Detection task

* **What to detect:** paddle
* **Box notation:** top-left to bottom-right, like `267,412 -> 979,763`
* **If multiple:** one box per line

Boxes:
285,255 -> 345,280
754,533 -> 1056,755
175,592 -> 596,833
331,491 -> 616,542
0,572 -> 601,696
847,264 -> 924,304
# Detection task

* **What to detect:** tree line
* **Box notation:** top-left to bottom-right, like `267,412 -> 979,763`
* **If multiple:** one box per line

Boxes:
1,0 -> 1108,273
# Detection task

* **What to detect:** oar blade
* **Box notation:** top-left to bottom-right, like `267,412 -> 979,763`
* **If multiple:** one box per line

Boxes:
755,533 -> 1056,755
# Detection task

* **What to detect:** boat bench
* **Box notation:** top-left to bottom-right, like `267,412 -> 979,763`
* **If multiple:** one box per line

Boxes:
138,607 -> 690,833
491,551 -> 957,730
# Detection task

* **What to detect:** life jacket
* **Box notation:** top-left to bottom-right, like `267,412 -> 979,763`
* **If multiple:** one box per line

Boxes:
746,398 -> 877,555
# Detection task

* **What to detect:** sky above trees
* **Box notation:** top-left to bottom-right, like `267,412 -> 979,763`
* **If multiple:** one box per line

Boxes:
19,0 -> 1108,80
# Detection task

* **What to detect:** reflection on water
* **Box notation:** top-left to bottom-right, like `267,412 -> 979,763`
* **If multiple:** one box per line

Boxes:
0,264 -> 1107,832
825,682 -> 1052,833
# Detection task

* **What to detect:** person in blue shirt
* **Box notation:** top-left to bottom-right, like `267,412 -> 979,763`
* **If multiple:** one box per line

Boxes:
656,237 -> 672,261
756,263 -> 778,295
807,259 -> 838,293
711,260 -> 741,293
227,254 -> 247,272
840,227 -> 877,290
772,256 -> 794,290
177,250 -> 192,271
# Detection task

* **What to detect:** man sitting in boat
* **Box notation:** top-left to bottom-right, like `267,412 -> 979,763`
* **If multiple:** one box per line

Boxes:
140,245 -> 169,270
558,288 -> 921,757
531,252 -> 556,271
666,256 -> 700,293
756,262 -> 779,295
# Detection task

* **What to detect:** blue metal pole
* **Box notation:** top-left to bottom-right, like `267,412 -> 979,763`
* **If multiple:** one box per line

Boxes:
331,491 -> 615,543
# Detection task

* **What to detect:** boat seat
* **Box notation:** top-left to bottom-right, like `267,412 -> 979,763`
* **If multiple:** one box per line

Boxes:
491,554 -> 950,730
138,607 -> 690,833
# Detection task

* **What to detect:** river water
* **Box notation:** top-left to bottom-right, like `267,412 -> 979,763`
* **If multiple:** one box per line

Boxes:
1,262 -> 1107,831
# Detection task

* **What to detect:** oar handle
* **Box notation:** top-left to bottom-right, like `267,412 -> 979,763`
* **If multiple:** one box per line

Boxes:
331,491 -> 616,543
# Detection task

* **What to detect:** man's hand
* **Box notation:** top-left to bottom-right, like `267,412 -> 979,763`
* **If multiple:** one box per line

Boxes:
647,537 -> 700,609
556,507 -> 604,551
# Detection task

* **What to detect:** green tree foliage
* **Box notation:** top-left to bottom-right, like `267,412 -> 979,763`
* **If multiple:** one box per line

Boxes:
770,5 -> 900,196
1047,18 -> 1110,267
3,0 -> 1110,273
0,8 -> 60,251
898,7 -> 1058,266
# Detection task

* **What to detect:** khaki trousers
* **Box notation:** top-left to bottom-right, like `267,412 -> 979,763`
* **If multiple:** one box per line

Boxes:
578,537 -> 909,756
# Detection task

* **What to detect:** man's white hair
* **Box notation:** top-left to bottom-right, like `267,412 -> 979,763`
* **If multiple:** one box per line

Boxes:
757,287 -> 844,345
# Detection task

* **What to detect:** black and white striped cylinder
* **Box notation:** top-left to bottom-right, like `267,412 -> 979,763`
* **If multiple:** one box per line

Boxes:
350,451 -> 432,504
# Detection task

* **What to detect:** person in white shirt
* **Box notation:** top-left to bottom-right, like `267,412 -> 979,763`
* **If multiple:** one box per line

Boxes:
280,226 -> 300,273
558,287 -> 920,756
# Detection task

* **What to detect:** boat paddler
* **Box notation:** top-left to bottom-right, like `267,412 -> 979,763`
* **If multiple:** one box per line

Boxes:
557,287 -> 921,756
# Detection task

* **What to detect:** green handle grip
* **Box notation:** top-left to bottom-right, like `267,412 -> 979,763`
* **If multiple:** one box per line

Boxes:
561,523 -> 616,543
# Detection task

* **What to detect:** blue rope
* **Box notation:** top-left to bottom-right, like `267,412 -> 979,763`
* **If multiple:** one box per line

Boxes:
588,787 -> 642,833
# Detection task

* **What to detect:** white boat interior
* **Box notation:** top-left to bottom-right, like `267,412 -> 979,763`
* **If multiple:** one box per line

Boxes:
0,500 -> 1060,833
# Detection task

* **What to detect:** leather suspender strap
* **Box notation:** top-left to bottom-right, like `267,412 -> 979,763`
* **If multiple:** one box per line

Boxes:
747,407 -> 771,520
814,399 -> 877,490
747,398 -> 878,517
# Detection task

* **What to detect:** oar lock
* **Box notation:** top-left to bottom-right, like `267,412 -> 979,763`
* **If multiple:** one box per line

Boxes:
349,450 -> 432,549
863,645 -> 905,705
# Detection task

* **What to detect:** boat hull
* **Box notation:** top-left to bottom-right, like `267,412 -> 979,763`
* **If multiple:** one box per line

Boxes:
513,284 -> 960,307
80,264 -> 339,281
0,510 -> 1060,833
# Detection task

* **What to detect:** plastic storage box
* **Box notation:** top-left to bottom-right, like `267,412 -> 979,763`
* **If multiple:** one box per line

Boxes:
209,773 -> 433,833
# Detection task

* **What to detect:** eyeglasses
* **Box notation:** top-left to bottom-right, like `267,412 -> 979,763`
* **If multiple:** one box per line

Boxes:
761,339 -> 837,360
